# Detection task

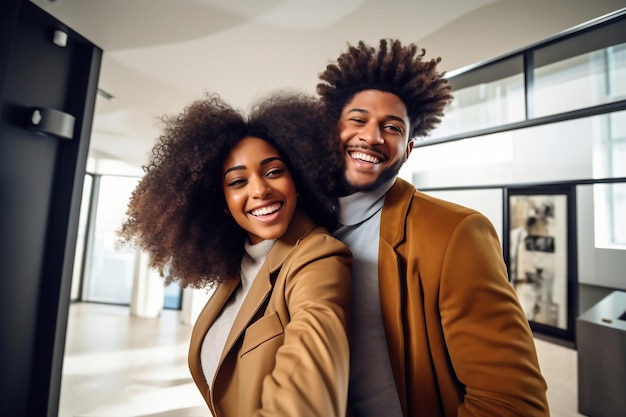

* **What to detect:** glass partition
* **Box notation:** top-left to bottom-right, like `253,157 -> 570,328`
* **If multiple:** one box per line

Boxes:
408,110 -> 625,189
412,12 -> 626,293
533,43 -> 626,118
428,56 -> 525,141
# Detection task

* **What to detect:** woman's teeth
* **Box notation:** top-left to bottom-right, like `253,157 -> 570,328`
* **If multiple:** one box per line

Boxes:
250,203 -> 281,216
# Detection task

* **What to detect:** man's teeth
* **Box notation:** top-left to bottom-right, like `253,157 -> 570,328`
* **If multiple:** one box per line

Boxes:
250,203 -> 281,216
351,151 -> 380,164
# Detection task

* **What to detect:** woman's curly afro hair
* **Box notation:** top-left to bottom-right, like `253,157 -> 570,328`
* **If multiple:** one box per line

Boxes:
317,38 -> 454,140
117,90 -> 342,289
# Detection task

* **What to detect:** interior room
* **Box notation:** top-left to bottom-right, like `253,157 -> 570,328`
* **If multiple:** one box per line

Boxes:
2,1 -> 625,416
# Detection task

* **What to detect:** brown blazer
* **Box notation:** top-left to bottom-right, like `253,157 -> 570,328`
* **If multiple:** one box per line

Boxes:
188,211 -> 352,417
377,178 -> 550,417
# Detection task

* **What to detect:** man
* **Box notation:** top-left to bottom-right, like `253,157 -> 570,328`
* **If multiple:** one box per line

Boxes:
317,39 -> 550,417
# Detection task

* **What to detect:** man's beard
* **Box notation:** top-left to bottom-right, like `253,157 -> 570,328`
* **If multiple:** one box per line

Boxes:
340,157 -> 404,195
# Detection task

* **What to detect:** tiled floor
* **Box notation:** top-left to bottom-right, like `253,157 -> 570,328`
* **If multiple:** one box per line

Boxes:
59,302 -> 587,417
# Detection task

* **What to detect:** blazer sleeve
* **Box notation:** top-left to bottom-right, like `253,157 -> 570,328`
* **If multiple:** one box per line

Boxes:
439,213 -> 550,417
256,232 -> 352,417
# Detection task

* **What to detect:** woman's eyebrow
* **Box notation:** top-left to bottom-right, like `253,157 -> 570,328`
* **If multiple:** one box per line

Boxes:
223,165 -> 245,177
223,156 -> 284,178
260,156 -> 283,166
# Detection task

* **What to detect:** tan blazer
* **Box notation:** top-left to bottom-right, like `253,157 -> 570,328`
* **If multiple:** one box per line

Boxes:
377,178 -> 550,417
188,211 -> 352,417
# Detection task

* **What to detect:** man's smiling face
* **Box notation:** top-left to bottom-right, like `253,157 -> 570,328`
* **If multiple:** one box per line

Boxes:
338,89 -> 413,194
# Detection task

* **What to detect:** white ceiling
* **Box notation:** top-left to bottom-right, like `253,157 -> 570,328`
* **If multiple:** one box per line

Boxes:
29,0 -> 626,172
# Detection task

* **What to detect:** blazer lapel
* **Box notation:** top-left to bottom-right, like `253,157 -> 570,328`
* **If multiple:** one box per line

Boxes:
380,178 -> 412,247
378,179 -> 415,415
220,262 -> 273,358
219,210 -> 315,360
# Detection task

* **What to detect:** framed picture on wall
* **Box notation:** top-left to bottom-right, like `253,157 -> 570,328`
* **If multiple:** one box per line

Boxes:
503,185 -> 577,342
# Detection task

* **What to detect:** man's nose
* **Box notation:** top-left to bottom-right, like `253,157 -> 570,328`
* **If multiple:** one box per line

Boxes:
359,122 -> 384,145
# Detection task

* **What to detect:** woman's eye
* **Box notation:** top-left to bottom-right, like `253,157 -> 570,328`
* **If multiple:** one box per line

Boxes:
227,178 -> 246,187
266,168 -> 285,177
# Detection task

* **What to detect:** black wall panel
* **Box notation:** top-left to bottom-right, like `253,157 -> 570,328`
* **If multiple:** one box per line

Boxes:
0,1 -> 101,415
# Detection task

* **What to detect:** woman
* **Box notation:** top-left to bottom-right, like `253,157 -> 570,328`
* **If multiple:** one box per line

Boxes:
117,91 -> 352,416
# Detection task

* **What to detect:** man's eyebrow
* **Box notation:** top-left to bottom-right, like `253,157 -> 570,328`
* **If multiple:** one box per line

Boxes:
223,156 -> 284,178
346,108 -> 406,125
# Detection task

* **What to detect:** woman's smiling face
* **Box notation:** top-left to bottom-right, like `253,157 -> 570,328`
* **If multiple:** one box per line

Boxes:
222,136 -> 297,244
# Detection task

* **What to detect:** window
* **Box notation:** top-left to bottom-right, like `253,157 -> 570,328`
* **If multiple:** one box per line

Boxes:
594,183 -> 626,248
75,174 -> 184,308
81,176 -> 140,304
533,43 -> 626,117
412,13 -> 626,251
429,56 -> 525,140
70,174 -> 93,301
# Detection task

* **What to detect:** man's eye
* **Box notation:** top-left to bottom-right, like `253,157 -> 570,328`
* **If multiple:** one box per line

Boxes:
385,124 -> 403,134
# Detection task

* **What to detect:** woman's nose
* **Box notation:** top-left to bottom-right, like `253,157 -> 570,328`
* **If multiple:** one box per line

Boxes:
250,176 -> 271,198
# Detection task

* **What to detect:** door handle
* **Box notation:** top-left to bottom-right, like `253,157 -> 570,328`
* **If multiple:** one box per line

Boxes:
26,107 -> 75,140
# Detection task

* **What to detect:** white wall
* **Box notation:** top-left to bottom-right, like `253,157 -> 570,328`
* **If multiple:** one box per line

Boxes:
577,185 -> 626,290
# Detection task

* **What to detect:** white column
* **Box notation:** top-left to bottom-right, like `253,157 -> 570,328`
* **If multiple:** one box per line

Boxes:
130,249 -> 164,318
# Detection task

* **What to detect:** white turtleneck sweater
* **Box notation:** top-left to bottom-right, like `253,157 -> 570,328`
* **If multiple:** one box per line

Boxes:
200,238 -> 275,391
